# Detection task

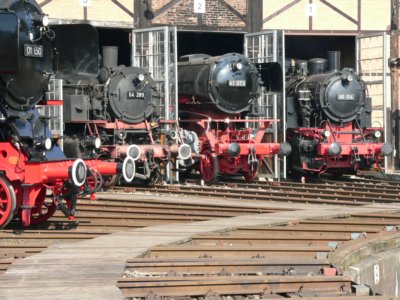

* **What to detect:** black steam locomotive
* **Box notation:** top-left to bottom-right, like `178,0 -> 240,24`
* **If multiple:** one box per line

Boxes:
0,0 -> 134,227
63,46 -> 191,185
286,51 -> 393,176
178,53 -> 290,181
178,53 -> 260,114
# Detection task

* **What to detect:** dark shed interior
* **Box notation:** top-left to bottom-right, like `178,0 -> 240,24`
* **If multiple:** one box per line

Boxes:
96,28 -> 357,71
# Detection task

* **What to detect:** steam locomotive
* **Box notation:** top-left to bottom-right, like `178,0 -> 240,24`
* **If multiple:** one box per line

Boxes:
178,53 -> 291,181
62,46 -> 191,185
286,51 -> 393,177
0,0 -> 134,228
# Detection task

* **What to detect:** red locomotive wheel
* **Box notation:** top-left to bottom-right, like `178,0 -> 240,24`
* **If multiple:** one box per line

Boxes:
200,149 -> 219,182
86,168 -> 103,194
30,188 -> 56,225
0,177 -> 17,228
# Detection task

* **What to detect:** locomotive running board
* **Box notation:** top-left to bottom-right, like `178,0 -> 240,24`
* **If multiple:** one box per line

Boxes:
51,24 -> 99,81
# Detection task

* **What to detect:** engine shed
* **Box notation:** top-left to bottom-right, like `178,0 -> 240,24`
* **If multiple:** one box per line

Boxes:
40,0 -> 397,174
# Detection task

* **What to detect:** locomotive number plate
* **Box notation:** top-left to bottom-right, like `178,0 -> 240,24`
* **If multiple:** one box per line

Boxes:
127,91 -> 145,99
24,44 -> 43,58
228,80 -> 246,87
337,94 -> 355,101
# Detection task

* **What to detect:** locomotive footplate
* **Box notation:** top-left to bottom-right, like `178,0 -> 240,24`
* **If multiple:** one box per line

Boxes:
317,143 -> 386,156
215,142 -> 282,156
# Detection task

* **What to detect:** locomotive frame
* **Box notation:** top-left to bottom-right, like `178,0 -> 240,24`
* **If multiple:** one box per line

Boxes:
179,116 -> 285,181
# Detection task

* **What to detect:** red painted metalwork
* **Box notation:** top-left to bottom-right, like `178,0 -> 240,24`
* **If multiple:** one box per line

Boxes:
0,141 -> 124,228
289,122 -> 386,174
180,111 -> 283,181
117,144 -> 184,161
80,120 -> 176,160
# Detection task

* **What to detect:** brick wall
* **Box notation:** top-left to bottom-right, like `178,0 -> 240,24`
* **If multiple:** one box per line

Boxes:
151,0 -> 247,30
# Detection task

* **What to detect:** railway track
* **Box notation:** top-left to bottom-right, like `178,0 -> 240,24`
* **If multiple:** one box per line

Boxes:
0,191 -> 289,274
118,210 -> 400,299
1,177 -> 400,299
2,177 -> 399,265
113,176 -> 400,206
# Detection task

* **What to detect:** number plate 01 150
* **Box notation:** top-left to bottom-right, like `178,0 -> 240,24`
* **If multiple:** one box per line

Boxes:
24,44 -> 43,58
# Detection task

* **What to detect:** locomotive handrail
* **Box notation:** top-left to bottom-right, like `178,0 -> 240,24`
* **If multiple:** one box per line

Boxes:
325,131 -> 369,134
354,119 -> 367,142
321,119 -> 337,143
179,110 -> 279,124
178,119 -> 280,123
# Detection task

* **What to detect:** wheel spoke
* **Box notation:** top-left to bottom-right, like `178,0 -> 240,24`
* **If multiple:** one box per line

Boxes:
0,176 -> 16,228
29,189 -> 56,225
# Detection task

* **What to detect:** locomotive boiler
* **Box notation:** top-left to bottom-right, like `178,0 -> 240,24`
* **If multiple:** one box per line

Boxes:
178,53 -> 291,181
63,46 -> 191,185
286,51 -> 393,176
0,0 -> 134,228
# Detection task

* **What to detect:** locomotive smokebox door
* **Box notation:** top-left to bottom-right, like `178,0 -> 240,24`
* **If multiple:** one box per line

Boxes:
255,62 -> 283,93
0,12 -> 19,74
52,24 -> 99,81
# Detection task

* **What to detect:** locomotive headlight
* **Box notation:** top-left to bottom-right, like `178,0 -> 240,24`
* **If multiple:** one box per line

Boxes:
232,62 -> 243,71
322,130 -> 331,138
94,137 -> 101,149
42,15 -> 49,27
32,13 -> 49,27
44,138 -> 52,150
374,131 -> 382,138
34,137 -> 52,150
341,73 -> 353,83
137,74 -> 145,82
81,136 -> 101,149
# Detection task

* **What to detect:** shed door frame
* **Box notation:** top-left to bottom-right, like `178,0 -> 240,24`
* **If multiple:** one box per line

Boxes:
131,26 -> 179,181
356,32 -> 391,173
244,30 -> 286,179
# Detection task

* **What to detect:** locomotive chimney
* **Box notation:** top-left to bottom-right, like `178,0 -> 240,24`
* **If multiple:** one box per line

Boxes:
102,46 -> 119,69
327,51 -> 341,72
